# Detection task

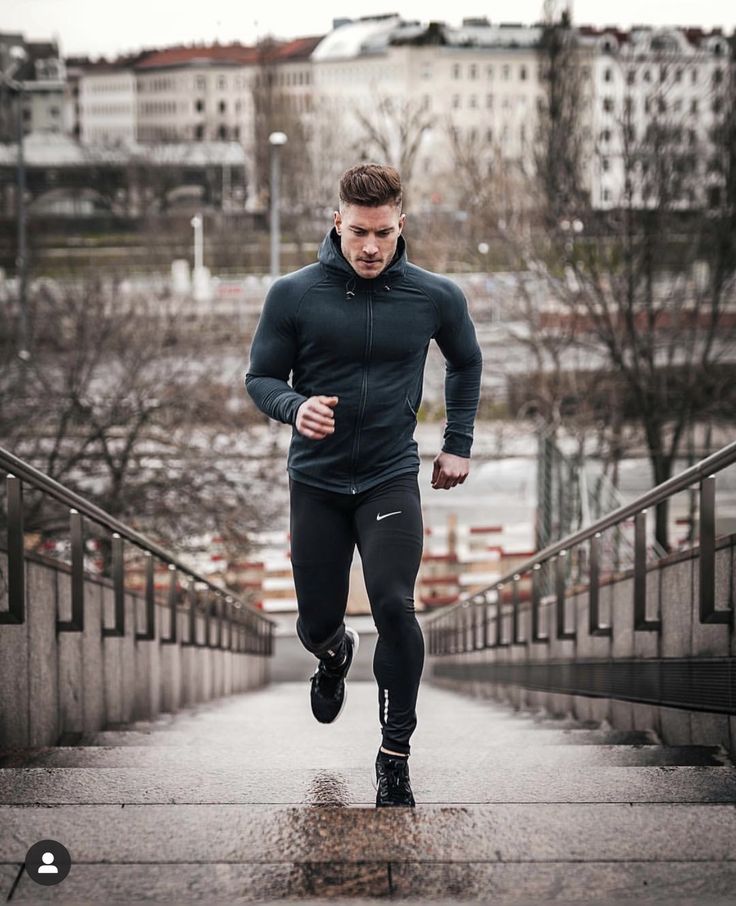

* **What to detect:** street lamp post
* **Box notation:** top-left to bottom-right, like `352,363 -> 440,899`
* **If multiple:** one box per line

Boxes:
190,213 -> 203,273
268,131 -> 287,279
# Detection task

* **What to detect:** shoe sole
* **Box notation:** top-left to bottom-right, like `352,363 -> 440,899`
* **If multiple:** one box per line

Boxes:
333,628 -> 359,723
311,627 -> 360,725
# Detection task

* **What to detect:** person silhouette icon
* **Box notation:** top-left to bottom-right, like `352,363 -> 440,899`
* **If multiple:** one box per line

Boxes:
37,852 -> 58,874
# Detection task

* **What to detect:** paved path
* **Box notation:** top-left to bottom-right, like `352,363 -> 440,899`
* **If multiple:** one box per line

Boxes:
1,681 -> 735,904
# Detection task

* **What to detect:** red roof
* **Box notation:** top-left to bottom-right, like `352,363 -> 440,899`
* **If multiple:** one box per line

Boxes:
135,43 -> 259,70
133,35 -> 323,71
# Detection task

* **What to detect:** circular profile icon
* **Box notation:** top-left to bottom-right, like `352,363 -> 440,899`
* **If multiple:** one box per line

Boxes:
25,840 -> 71,886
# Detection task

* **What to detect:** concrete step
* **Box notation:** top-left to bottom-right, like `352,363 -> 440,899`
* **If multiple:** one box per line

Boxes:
3,802 -> 736,862
5,859 -> 736,904
1,743 -> 729,769
1,764 -> 735,805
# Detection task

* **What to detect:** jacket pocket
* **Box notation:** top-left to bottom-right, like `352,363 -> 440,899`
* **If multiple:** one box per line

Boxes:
405,394 -> 418,418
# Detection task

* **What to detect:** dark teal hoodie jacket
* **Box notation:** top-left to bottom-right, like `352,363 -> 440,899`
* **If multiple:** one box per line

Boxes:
244,228 -> 483,495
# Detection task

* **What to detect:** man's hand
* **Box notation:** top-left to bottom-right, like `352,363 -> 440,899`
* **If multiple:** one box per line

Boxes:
295,395 -> 338,439
431,451 -> 469,490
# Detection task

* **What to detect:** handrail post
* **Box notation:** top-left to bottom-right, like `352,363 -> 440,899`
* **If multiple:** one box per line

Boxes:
556,551 -> 576,640
634,510 -> 661,631
135,551 -> 156,641
59,508 -> 85,633
589,532 -> 611,637
161,564 -> 178,644
531,562 -> 549,643
2,474 -> 25,624
103,532 -> 126,638
496,584 -> 510,647
699,475 -> 732,625
512,574 -> 525,644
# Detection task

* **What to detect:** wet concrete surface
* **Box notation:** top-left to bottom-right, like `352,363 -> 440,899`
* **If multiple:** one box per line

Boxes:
2,681 -> 735,903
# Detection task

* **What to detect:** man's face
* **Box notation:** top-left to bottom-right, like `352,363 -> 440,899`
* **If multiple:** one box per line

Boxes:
334,203 -> 406,279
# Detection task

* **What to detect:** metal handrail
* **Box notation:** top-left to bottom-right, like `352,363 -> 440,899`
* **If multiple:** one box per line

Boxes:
424,439 -> 736,643
0,445 -> 276,651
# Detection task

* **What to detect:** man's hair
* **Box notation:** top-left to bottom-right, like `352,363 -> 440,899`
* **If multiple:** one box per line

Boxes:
339,163 -> 403,209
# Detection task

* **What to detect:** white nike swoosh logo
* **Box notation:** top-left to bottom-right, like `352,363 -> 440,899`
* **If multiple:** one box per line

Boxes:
376,511 -> 402,521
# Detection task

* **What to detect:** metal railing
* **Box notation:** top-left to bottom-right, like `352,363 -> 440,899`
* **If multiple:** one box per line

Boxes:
425,440 -> 736,655
0,446 -> 275,655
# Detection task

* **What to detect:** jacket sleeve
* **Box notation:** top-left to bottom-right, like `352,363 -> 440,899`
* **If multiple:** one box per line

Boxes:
433,282 -> 483,458
244,280 -> 309,426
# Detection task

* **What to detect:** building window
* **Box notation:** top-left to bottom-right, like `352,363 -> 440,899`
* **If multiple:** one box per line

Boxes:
195,124 -> 204,140
196,99 -> 204,112
690,99 -> 698,114
218,124 -> 227,139
452,63 -> 460,79
219,100 -> 226,113
600,129 -> 611,142
452,94 -> 460,109
658,97 -> 666,114
469,94 -> 477,108
674,68 -> 683,82
626,69 -> 635,85
486,127 -> 493,142
486,65 -> 494,80
469,63 -> 477,80
643,69 -> 651,82
601,157 -> 610,171
520,64 -> 527,81
713,97 -> 723,114
603,67 -> 613,82
602,188 -> 611,202
691,67 -> 698,84
660,65 -> 667,82
602,97 -> 614,113
713,68 -> 724,85
218,75 -> 226,90
502,64 -> 510,81
486,93 -> 494,109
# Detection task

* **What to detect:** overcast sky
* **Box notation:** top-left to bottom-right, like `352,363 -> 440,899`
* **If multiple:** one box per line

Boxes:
5,0 -> 736,58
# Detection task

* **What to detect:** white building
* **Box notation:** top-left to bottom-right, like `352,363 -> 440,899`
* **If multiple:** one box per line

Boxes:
79,65 -> 138,146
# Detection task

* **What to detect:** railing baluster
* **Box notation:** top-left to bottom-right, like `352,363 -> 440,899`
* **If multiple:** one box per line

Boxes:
2,474 -> 25,624
699,475 -> 732,625
496,584 -> 510,647
531,563 -> 549,643
59,508 -> 85,632
589,533 -> 611,637
161,564 -> 178,644
135,551 -> 156,641
103,532 -> 125,637
556,551 -> 576,641
512,574 -> 525,644
634,510 -> 661,631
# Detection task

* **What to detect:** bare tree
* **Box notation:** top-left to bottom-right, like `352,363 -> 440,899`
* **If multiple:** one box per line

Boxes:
0,277 -> 274,560
352,95 -> 435,204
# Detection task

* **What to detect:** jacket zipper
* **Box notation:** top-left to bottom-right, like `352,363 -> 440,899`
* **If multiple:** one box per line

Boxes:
349,291 -> 373,493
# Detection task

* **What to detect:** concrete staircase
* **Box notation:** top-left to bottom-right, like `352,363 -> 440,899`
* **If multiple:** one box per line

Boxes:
2,681 -> 736,903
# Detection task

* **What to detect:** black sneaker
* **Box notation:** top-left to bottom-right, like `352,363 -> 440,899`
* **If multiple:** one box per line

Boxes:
309,627 -> 359,724
375,751 -> 416,807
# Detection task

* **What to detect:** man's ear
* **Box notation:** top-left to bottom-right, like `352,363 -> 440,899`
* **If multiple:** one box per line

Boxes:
398,213 -> 406,234
334,210 -> 342,235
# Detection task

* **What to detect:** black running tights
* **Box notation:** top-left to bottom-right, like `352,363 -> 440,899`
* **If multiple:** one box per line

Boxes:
289,472 -> 425,756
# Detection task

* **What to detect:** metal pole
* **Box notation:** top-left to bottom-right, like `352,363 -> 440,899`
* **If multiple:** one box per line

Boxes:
191,214 -> 203,272
268,131 -> 287,279
15,81 -> 28,358
270,144 -> 280,278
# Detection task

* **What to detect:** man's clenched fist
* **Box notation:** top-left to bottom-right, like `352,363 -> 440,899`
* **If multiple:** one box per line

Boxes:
295,395 -> 338,439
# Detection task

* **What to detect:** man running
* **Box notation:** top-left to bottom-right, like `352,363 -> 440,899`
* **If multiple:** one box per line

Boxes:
245,163 -> 482,806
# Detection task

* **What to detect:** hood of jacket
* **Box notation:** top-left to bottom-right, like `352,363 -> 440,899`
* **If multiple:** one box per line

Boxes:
318,226 -> 408,296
